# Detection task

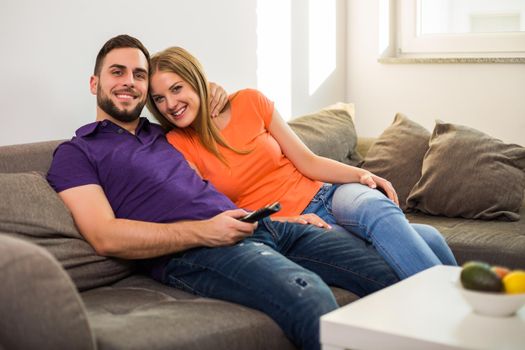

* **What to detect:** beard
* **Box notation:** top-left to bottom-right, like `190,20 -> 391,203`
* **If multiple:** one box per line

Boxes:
97,86 -> 146,123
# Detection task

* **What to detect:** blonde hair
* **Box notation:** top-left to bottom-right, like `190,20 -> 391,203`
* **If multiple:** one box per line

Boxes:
147,46 -> 246,164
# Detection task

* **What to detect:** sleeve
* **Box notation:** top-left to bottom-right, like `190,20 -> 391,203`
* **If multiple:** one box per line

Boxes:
46,141 -> 100,193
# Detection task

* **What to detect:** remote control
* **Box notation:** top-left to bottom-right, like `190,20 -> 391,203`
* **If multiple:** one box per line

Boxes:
239,202 -> 281,223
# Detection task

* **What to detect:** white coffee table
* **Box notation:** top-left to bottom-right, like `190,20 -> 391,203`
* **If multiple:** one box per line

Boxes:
320,265 -> 525,350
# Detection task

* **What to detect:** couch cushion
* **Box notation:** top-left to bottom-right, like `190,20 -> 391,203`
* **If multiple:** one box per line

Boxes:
81,274 -> 358,350
0,172 -> 134,291
82,276 -> 294,350
361,114 -> 431,210
288,103 -> 362,166
407,199 -> 525,269
407,121 -> 525,221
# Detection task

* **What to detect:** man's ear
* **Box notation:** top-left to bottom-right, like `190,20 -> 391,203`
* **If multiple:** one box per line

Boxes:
89,75 -> 98,95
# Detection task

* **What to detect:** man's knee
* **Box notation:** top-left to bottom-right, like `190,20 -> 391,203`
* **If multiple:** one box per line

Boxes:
280,271 -> 338,313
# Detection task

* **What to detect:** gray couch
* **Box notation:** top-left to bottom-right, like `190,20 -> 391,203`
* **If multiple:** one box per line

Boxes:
357,137 -> 525,270
1,113 -> 524,350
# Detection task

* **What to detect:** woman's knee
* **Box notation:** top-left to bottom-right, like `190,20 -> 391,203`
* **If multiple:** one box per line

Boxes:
332,183 -> 400,219
411,224 -> 446,247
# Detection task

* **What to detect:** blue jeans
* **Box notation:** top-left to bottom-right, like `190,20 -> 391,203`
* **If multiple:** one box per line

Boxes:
302,183 -> 458,279
162,219 -> 398,350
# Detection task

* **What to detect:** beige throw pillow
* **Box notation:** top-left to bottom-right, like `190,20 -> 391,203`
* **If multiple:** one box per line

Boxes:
0,172 -> 134,291
406,122 -> 525,221
361,113 -> 431,210
288,103 -> 362,166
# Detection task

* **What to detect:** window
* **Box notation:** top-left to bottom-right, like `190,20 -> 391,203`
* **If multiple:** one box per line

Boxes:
381,0 -> 525,61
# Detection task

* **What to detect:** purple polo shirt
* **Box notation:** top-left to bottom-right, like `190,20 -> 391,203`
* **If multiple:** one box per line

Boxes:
47,118 -> 237,279
47,118 -> 236,223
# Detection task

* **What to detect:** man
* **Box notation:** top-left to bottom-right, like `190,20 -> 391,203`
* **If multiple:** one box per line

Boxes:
47,35 -> 398,350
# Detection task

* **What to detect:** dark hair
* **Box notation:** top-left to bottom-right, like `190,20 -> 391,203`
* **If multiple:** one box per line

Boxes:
93,34 -> 150,76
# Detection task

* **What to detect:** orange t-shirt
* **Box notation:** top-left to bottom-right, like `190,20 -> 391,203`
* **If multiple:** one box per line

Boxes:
166,89 -> 322,216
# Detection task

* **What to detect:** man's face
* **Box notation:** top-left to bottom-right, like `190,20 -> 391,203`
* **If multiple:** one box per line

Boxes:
90,48 -> 148,123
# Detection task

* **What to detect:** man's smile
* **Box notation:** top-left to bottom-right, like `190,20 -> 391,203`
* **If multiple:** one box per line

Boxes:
114,89 -> 139,102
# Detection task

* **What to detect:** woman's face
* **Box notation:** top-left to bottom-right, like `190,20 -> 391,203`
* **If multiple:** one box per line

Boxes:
150,71 -> 201,128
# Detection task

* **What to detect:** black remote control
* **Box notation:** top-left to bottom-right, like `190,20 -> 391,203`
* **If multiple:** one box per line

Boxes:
239,202 -> 281,223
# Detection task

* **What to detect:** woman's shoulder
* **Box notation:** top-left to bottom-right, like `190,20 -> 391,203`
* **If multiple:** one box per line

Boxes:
230,88 -> 267,101
231,88 -> 273,109
166,127 -> 196,144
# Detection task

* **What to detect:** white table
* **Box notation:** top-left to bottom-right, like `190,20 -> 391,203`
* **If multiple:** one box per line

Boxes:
320,266 -> 525,350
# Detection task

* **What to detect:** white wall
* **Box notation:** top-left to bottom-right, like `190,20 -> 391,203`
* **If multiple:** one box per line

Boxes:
290,0 -> 347,118
0,0 -> 347,146
0,0 -> 257,146
347,0 -> 525,145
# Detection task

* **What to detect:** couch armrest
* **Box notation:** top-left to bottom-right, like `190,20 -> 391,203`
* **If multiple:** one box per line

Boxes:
0,234 -> 96,350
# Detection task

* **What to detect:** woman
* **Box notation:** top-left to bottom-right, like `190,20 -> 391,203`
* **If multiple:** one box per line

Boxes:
147,46 -> 457,279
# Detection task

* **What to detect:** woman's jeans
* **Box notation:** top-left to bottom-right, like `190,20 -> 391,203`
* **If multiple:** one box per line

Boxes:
302,183 -> 458,279
163,219 -> 399,350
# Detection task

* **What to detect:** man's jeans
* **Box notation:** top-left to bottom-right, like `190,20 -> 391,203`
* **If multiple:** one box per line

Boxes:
303,183 -> 458,279
163,219 -> 399,350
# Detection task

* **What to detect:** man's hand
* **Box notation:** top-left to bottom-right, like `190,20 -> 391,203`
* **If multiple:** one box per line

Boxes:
271,213 -> 332,229
209,82 -> 228,117
195,209 -> 256,247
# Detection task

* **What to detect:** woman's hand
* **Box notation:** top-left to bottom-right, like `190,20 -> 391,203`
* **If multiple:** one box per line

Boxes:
359,172 -> 400,206
208,82 -> 228,117
271,213 -> 332,229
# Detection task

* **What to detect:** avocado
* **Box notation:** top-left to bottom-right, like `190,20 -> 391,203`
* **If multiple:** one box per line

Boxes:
460,262 -> 503,292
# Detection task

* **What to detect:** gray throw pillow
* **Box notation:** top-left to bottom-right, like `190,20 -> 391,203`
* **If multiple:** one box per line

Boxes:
361,113 -> 431,210
288,103 -> 362,166
0,172 -> 134,291
406,122 -> 525,221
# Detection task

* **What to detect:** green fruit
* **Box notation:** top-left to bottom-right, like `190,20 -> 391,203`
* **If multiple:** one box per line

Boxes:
462,261 -> 491,270
461,261 -> 503,292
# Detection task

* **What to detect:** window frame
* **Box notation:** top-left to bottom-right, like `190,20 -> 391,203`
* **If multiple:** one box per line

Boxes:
397,0 -> 525,58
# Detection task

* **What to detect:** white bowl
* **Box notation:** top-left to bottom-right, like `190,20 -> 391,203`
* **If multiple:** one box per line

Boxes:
456,281 -> 525,317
